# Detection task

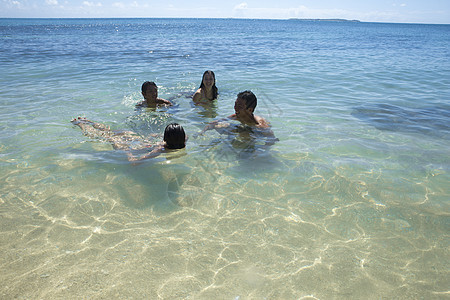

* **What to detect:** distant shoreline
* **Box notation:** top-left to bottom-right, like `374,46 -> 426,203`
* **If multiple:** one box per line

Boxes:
1,17 -> 448,25
288,18 -> 360,22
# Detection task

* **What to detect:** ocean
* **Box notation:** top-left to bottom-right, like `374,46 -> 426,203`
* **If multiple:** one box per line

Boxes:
0,18 -> 449,298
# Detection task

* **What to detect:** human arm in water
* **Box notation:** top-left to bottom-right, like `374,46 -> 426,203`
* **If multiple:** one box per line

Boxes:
126,144 -> 165,162
194,118 -> 231,137
136,98 -> 172,107
195,118 -> 279,148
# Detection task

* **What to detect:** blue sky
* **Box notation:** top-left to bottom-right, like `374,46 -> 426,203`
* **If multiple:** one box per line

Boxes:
1,0 -> 449,24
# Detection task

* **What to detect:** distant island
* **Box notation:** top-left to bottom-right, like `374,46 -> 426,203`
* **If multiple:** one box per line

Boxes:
288,18 -> 360,22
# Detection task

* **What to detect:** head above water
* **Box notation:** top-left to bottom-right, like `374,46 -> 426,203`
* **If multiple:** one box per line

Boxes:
237,90 -> 257,110
163,123 -> 186,149
199,70 -> 218,99
142,81 -> 157,93
141,81 -> 158,100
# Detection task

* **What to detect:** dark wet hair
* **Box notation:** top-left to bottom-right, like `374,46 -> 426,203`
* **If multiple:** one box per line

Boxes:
163,123 -> 186,149
199,70 -> 218,100
142,81 -> 157,93
237,90 -> 257,110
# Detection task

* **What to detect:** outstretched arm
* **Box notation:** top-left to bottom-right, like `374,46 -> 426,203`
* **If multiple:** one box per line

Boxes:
196,120 -> 219,136
195,116 -> 234,137
127,145 -> 164,162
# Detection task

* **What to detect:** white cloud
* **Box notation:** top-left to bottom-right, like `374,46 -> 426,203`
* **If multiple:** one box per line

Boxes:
45,0 -> 58,5
289,6 -> 352,19
83,1 -> 102,6
107,1 -> 151,12
234,2 -> 248,11
232,4 -> 354,20
6,0 -> 22,7
112,2 -> 124,8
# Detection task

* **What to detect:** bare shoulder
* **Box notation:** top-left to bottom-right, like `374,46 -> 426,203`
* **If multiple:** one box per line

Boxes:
192,89 -> 202,102
136,100 -> 146,107
255,115 -> 270,128
228,113 -> 237,120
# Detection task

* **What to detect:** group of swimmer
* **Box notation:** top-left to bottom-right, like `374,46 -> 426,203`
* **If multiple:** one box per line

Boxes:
72,70 -> 276,161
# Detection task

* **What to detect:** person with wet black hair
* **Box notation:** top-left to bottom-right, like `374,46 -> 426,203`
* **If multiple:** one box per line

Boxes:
231,90 -> 263,126
236,90 -> 257,109
163,123 -> 186,149
137,81 -> 172,107
199,90 -> 269,132
196,90 -> 277,146
193,70 -> 218,102
71,117 -> 186,161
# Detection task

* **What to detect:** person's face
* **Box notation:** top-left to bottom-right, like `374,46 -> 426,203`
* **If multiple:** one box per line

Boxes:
234,97 -> 252,116
143,85 -> 158,101
202,73 -> 214,88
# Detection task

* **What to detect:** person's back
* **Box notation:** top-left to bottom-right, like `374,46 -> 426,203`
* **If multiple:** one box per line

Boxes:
71,118 -> 185,161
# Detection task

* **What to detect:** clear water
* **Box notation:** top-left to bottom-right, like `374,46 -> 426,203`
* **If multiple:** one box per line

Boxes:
1,18 -> 449,298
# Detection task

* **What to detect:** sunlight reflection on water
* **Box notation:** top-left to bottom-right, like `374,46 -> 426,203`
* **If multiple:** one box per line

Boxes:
1,19 -> 449,299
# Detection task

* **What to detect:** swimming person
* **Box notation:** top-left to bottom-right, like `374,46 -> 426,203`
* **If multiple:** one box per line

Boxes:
136,81 -> 172,107
230,90 -> 269,128
71,117 -> 186,161
198,90 -> 278,146
192,70 -> 218,102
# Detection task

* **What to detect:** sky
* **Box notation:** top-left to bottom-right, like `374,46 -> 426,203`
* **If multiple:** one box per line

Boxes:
1,0 -> 449,24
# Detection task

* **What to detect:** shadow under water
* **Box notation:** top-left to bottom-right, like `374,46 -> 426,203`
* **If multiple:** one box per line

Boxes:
196,122 -> 282,177
352,103 -> 450,139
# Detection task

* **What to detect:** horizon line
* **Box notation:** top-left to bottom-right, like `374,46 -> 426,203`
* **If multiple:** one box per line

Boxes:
0,17 -> 448,25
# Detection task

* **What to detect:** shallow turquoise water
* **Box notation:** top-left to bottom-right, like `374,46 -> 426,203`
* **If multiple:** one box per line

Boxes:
0,18 -> 449,298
